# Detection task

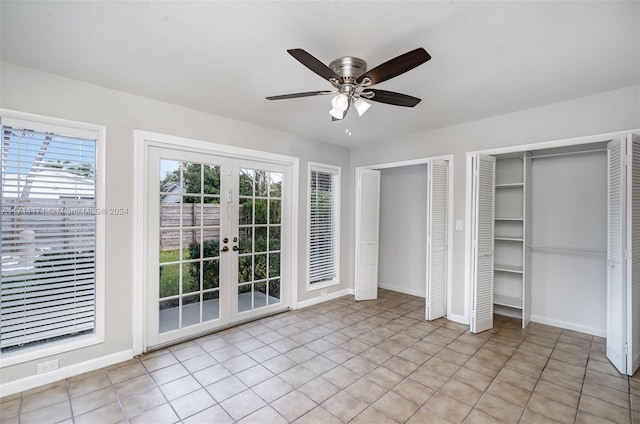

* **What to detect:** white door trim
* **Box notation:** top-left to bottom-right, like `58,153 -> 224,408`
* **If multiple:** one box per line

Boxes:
133,130 -> 299,355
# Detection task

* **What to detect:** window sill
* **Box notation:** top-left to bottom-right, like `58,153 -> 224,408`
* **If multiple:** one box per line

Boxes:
307,279 -> 339,291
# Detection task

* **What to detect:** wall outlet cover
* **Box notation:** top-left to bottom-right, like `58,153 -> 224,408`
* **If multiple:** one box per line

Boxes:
37,359 -> 59,374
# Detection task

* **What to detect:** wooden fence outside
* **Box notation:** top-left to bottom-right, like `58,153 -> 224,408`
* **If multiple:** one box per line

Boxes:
160,203 -> 221,251
1,200 -> 236,257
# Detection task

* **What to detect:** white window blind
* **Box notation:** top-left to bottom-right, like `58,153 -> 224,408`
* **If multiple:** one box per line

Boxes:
309,164 -> 340,285
1,121 -> 97,351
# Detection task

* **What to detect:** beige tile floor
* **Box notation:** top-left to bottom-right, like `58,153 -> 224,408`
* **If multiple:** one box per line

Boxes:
1,289 -> 637,423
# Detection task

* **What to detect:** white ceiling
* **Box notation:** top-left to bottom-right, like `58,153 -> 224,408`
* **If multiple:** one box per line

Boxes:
1,1 -> 638,147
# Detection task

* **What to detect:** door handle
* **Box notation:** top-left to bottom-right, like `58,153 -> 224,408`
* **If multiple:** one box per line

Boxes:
232,246 -> 239,251
221,246 -> 229,252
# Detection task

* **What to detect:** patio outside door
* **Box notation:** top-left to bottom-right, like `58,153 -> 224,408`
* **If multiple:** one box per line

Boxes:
146,146 -> 289,348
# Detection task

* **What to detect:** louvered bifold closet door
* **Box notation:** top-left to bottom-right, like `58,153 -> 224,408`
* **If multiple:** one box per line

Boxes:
628,134 -> 640,374
471,154 -> 495,333
355,168 -> 380,301
607,137 -> 626,374
1,121 -> 97,349
427,160 -> 449,320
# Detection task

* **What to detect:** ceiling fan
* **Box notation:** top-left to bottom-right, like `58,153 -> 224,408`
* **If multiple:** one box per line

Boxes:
266,48 -> 431,121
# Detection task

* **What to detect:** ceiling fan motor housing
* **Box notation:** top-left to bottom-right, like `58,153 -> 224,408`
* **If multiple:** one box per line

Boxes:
329,57 -> 367,82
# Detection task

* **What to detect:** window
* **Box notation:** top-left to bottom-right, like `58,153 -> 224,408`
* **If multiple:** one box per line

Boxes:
0,113 -> 104,360
308,163 -> 340,288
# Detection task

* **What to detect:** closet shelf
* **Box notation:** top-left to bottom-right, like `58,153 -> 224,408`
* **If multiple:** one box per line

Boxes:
494,294 -> 523,309
494,264 -> 523,273
495,217 -> 523,221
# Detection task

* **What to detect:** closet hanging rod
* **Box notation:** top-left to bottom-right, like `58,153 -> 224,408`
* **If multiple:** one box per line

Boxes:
528,244 -> 606,253
529,147 -> 607,160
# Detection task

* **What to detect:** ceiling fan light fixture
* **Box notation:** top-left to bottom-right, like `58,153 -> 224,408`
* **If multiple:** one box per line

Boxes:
331,93 -> 349,112
329,107 -> 345,120
353,97 -> 371,117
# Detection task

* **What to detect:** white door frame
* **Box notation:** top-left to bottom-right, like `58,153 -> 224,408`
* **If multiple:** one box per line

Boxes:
133,130 -> 299,355
354,155 -> 454,316
464,128 -> 639,329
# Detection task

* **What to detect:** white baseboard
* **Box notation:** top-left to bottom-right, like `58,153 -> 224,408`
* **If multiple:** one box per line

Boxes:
378,283 -> 425,298
529,315 -> 606,338
295,288 -> 354,309
446,312 -> 467,325
0,349 -> 134,398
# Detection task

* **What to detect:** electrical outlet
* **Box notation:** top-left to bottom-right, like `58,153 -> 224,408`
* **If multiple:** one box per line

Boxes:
321,289 -> 328,297
37,359 -> 58,374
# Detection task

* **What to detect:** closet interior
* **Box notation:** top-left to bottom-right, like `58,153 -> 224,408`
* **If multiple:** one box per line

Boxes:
470,131 -> 640,376
490,143 -> 608,331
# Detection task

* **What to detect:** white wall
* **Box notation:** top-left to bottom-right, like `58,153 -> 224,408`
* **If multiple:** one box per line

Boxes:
0,62 -> 351,388
378,165 -> 428,297
349,85 -> 640,323
529,150 -> 607,335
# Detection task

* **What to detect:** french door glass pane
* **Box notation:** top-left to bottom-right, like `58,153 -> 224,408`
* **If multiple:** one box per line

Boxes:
159,264 -> 179,297
203,291 -> 220,322
237,168 -> 282,312
159,160 -> 221,333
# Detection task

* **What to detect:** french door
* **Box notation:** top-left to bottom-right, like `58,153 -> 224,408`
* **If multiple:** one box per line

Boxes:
146,146 -> 290,348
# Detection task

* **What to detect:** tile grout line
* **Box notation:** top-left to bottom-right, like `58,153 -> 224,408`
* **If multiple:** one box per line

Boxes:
628,368 -> 632,424
574,338 -> 595,424
517,326 -> 562,424
573,338 -> 596,423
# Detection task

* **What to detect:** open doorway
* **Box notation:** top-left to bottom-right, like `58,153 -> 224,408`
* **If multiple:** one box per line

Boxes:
354,156 -> 453,320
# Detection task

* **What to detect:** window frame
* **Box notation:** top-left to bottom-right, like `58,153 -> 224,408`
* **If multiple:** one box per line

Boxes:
0,110 -> 106,367
307,162 -> 340,291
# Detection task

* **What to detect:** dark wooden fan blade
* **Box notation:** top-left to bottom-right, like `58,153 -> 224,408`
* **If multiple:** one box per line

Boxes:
367,89 -> 422,107
266,90 -> 334,100
288,49 -> 343,84
357,48 -> 431,86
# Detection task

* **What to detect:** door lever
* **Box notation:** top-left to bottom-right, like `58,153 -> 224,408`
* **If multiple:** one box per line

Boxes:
221,246 -> 229,252
232,246 -> 239,251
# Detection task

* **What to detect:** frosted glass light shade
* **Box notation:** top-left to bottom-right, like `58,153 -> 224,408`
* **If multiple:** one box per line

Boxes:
331,93 -> 349,111
353,98 -> 371,116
